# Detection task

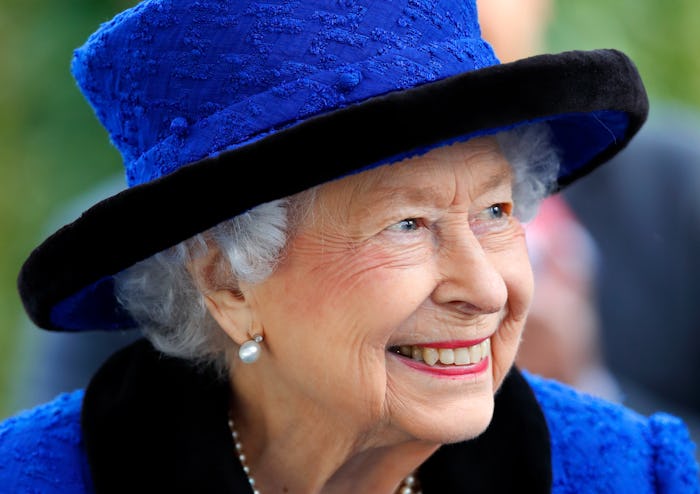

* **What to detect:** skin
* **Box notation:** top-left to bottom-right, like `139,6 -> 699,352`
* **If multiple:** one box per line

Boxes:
477,0 -> 553,62
204,137 -> 534,494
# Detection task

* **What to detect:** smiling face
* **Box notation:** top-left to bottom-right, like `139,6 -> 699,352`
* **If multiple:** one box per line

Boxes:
234,136 -> 533,446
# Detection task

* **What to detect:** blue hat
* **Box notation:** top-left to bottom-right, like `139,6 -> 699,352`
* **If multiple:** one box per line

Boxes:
19,0 -> 648,331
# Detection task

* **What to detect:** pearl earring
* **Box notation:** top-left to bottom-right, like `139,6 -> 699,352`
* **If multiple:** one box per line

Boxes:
238,334 -> 263,364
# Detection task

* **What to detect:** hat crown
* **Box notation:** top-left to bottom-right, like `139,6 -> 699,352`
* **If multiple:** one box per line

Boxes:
71,0 -> 497,186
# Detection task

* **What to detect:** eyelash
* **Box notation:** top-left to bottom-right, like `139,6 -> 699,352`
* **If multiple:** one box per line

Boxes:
484,203 -> 509,221
470,203 -> 512,236
388,218 -> 423,232
387,203 -> 511,233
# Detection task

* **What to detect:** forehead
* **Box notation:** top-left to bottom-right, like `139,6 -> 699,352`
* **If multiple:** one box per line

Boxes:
318,136 -> 513,208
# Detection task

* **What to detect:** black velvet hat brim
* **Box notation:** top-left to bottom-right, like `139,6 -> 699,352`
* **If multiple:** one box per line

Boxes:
19,49 -> 648,331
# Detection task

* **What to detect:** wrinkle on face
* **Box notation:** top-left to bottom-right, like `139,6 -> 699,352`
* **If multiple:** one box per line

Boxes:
233,136 -> 534,456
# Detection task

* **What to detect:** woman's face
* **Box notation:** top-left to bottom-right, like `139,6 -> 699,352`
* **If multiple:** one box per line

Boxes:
240,137 -> 533,445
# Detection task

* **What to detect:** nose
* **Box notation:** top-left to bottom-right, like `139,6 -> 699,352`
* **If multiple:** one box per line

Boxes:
431,228 -> 508,315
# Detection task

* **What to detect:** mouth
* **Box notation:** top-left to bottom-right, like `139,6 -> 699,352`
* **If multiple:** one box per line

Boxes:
387,338 -> 491,367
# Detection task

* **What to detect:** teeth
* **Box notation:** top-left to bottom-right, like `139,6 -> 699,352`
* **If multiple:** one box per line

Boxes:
422,347 -> 439,366
394,339 -> 491,367
454,347 -> 471,365
469,343 -> 481,363
439,348 -> 455,365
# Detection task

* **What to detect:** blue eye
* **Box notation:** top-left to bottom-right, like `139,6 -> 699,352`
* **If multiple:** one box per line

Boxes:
487,204 -> 505,219
389,218 -> 421,232
470,203 -> 511,234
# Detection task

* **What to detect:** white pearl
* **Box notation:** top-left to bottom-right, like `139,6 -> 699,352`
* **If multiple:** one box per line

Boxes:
239,339 -> 262,363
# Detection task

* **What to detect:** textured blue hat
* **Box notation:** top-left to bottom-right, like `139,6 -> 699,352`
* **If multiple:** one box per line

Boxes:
19,0 -> 648,331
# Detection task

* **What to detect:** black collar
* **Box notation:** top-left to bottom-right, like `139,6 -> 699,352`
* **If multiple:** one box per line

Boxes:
82,339 -> 551,493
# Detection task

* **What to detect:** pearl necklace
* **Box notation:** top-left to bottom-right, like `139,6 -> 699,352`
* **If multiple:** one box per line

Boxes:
227,416 -> 421,494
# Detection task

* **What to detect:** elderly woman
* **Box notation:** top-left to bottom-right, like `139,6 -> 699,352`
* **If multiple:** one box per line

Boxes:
2,0 -> 698,492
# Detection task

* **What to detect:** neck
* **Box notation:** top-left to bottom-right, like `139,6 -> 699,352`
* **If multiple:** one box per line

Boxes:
230,369 -> 438,494
252,435 -> 434,494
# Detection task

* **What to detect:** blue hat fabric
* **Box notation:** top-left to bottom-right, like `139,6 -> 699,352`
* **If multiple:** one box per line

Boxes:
19,0 -> 648,331
72,0 -> 498,188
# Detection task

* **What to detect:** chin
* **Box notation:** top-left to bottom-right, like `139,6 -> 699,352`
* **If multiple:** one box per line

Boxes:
439,399 -> 496,444
395,390 -> 496,445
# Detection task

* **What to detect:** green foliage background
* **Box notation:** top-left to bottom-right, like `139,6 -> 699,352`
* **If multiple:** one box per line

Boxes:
0,0 -> 699,418
0,0 -> 132,418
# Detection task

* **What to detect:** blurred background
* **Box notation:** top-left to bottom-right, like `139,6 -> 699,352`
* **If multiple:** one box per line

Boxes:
1,0 -> 699,431
0,0 -> 135,418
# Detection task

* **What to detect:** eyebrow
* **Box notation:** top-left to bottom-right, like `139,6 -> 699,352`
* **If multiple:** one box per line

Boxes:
480,167 -> 513,191
367,183 -> 444,208
359,164 -> 513,209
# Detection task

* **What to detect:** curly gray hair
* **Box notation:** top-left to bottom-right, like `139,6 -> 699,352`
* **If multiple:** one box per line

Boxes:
114,123 -> 559,374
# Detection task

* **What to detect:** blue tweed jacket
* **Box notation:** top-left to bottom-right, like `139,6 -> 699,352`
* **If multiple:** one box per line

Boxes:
0,340 -> 698,493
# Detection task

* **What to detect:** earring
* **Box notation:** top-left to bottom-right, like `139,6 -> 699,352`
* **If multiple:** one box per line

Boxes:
238,334 -> 263,364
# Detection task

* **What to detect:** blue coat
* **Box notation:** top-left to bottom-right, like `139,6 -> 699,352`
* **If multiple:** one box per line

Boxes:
1,340 -> 698,493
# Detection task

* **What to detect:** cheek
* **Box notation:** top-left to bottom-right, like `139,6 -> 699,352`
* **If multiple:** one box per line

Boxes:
301,240 -> 435,325
253,242 -> 441,422
491,224 -> 534,317
491,239 -> 534,389
257,240 -> 437,374
504,249 -> 535,320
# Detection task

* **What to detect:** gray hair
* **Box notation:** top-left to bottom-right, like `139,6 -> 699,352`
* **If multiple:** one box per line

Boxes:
114,123 -> 559,372
497,123 -> 560,221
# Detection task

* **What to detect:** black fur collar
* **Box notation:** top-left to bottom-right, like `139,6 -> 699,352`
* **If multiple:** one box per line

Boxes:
82,339 -> 551,493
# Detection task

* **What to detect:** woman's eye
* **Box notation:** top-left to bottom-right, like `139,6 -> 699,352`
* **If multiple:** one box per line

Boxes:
387,218 -> 421,232
487,204 -> 507,220
470,203 -> 512,234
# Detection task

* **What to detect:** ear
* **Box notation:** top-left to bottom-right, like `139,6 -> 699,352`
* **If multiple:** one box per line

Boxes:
203,288 -> 254,345
188,244 -> 256,345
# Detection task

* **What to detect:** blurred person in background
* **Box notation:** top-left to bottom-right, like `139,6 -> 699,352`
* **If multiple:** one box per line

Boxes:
565,110 -> 700,421
519,195 -> 622,402
477,0 -> 553,63
478,0 -> 700,446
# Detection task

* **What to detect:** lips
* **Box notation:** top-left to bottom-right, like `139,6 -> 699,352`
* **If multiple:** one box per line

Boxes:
388,338 -> 491,366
